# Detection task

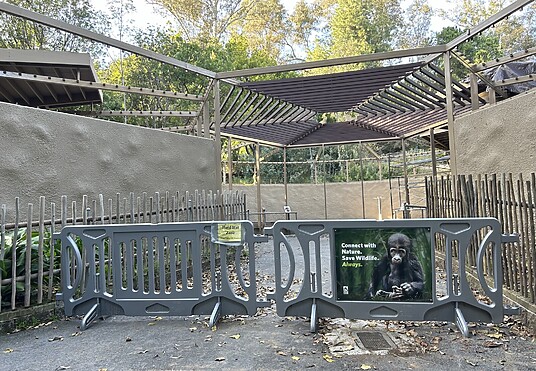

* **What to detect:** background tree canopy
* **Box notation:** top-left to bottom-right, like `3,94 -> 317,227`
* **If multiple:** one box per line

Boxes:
0,0 -> 534,182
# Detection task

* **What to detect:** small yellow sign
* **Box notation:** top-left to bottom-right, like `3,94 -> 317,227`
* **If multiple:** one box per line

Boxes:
217,223 -> 243,243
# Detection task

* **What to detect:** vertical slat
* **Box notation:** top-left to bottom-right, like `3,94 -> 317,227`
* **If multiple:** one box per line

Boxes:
137,196 -> 141,223
72,201 -> 77,226
37,196 -> 45,304
11,198 -> 20,310
498,174 -> 510,288
130,192 -> 135,224
82,195 -> 88,225
108,198 -> 113,225
24,203 -> 33,307
194,190 -> 199,221
518,174 -> 529,298
505,174 -> 516,291
99,194 -> 105,225
115,193 -> 120,224
47,202 -> 56,300
142,192 -> 147,223
165,191 -> 170,223
149,196 -> 154,224
530,173 -> 536,303
0,204 -> 6,312
171,194 -> 176,222
508,173 -> 520,293
155,192 -> 161,224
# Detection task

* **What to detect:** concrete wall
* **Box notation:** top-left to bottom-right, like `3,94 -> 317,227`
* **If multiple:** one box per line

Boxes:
0,102 -> 219,216
454,89 -> 536,176
234,179 -> 426,221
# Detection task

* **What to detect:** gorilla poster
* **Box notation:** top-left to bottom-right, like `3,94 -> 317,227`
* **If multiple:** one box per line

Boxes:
334,227 -> 433,302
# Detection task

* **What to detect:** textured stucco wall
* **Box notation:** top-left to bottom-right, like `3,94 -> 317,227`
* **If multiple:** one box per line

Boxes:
0,102 -> 219,215
454,89 -> 536,176
234,180 -> 426,220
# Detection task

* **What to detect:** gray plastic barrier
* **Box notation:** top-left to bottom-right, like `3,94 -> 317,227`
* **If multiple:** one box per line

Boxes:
56,218 -> 520,336
56,221 -> 268,330
266,218 -> 520,335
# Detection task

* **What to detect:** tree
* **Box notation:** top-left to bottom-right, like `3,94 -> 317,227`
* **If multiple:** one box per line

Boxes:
148,0 -> 258,43
0,0 -> 109,54
229,0 -> 287,62
286,0 -> 324,61
434,26 -> 501,79
397,0 -> 433,50
440,0 -> 536,54
307,0 -> 403,73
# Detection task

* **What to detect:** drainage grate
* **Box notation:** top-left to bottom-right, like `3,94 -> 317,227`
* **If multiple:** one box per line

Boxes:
354,331 -> 395,351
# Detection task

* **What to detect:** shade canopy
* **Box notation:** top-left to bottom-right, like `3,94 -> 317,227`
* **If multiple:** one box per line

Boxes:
0,48 -> 102,108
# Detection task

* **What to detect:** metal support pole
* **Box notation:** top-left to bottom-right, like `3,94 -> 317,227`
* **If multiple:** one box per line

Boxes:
255,142 -> 262,230
283,147 -> 288,206
402,138 -> 410,219
359,141 -> 365,218
196,115 -> 202,137
213,80 -> 222,190
203,100 -> 210,139
470,73 -> 479,111
227,137 -> 233,190
444,51 -> 457,175
322,144 -> 328,219
430,127 -> 437,179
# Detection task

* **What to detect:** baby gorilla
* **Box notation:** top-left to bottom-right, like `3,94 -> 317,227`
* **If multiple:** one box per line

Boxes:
367,233 -> 424,299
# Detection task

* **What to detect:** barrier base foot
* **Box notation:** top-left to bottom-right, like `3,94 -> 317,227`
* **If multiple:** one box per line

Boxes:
310,299 -> 317,333
209,298 -> 222,328
80,300 -> 100,331
455,307 -> 469,337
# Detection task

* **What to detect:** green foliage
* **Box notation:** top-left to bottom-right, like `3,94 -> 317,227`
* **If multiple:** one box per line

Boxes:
0,228 -> 61,306
0,0 -> 109,55
434,26 -> 501,79
307,0 -> 402,73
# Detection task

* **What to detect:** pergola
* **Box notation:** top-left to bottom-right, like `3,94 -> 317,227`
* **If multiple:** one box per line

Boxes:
1,0 -> 535,217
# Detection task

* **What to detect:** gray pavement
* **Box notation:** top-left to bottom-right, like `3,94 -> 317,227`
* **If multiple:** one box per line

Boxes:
1,236 -> 535,370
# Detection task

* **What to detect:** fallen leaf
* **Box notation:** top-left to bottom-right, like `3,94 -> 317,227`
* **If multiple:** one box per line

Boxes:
215,357 -> 225,362
189,327 -> 197,332
291,356 -> 300,361
137,350 -> 149,354
211,325 -> 217,332
48,336 -> 63,342
125,337 -> 132,342
55,367 -> 70,371
148,322 -> 156,326
4,348 -> 13,353
323,354 -> 334,363
483,340 -> 503,348
98,368 -> 107,371
465,360 -> 478,367
229,334 -> 241,340
154,316 -> 163,321
361,365 -> 372,370
277,350 -> 287,356
486,333 -> 502,339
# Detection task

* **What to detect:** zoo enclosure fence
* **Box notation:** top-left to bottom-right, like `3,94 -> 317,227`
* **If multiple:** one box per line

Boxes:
0,189 -> 246,312
425,173 -> 536,306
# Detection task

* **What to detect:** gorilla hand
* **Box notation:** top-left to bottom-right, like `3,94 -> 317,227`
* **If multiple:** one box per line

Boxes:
400,282 -> 415,297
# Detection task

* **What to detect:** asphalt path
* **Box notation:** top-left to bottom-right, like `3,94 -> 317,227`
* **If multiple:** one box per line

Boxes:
1,237 -> 535,370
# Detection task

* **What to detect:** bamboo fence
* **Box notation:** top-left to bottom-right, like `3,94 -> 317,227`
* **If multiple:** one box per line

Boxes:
426,173 -> 536,305
0,189 -> 247,312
